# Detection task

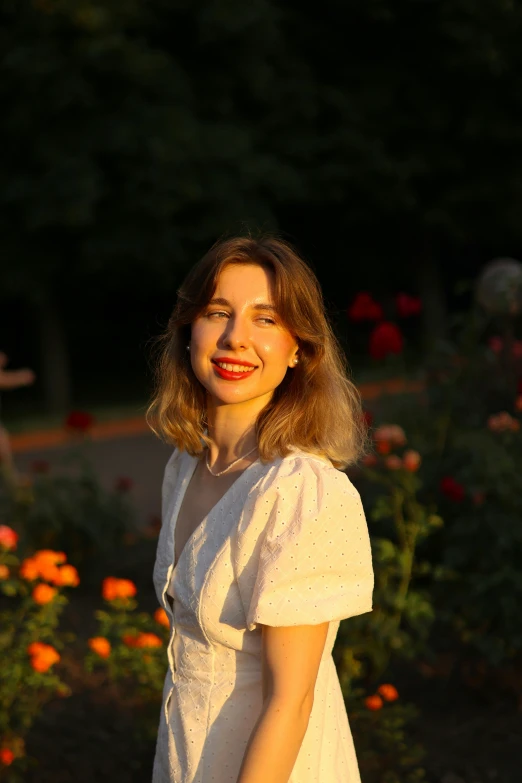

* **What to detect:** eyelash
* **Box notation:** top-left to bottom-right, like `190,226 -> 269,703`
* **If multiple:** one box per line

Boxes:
207,310 -> 276,325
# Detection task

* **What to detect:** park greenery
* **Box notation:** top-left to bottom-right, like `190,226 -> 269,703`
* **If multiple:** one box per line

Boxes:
2,0 -> 522,779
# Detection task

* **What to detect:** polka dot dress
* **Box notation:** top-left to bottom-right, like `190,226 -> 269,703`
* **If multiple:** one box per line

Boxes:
152,447 -> 374,783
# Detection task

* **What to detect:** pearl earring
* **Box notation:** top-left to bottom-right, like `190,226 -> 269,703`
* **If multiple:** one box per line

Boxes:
186,344 -> 190,351
293,357 -> 298,364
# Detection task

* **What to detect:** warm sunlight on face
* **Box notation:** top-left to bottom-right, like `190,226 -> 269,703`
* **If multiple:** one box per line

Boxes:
190,264 -> 299,413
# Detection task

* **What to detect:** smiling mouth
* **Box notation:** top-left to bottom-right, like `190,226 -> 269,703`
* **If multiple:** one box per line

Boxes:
212,360 -> 258,373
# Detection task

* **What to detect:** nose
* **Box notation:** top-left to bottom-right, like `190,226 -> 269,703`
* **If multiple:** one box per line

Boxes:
221,314 -> 250,350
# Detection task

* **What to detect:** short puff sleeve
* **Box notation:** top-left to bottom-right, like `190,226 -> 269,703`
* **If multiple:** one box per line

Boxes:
240,456 -> 374,631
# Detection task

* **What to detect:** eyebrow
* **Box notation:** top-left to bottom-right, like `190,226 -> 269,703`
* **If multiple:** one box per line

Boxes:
207,297 -> 277,313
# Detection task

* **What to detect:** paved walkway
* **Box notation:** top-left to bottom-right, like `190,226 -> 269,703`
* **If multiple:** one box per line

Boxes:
13,431 -> 173,531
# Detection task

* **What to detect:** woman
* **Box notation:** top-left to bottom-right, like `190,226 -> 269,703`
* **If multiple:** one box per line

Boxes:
146,234 -> 374,783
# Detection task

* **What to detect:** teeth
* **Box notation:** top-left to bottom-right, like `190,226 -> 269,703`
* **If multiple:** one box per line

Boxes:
215,362 -> 254,372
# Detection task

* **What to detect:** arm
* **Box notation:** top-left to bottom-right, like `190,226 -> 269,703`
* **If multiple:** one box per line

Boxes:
236,621 -> 330,783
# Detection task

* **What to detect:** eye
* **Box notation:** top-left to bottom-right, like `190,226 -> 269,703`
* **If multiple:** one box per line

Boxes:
207,310 -> 229,319
258,317 -> 276,325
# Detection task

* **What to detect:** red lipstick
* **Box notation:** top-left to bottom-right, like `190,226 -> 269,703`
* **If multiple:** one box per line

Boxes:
211,358 -> 258,381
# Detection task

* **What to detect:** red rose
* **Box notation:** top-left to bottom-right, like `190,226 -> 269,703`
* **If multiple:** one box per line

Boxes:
396,293 -> 422,318
369,322 -> 404,360
440,476 -> 465,503
65,411 -> 94,432
348,292 -> 384,321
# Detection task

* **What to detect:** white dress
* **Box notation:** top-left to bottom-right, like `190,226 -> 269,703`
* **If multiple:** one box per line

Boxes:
152,446 -> 374,783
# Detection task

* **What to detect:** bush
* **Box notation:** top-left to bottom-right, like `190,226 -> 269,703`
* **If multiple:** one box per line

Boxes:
85,577 -> 170,744
0,450 -> 136,566
0,526 -> 79,781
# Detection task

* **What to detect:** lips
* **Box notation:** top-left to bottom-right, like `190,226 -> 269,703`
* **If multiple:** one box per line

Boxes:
211,360 -> 257,381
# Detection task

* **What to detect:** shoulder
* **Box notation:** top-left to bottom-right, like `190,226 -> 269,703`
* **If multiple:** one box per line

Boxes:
254,448 -> 361,504
237,449 -> 362,546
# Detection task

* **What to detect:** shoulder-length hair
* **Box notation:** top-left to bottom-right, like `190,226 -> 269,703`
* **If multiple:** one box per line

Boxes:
146,234 -> 370,470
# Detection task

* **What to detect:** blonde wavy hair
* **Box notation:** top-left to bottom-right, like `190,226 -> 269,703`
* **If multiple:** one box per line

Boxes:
146,234 -> 370,470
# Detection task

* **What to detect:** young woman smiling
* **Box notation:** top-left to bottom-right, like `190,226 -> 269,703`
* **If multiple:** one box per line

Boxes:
146,234 -> 374,783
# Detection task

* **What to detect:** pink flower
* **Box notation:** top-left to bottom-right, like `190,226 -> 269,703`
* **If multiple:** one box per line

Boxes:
385,455 -> 402,470
487,412 -> 520,432
403,450 -> 421,472
369,322 -> 404,360
373,424 -> 407,447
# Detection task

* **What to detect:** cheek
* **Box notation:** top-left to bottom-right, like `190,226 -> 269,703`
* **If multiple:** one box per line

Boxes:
259,336 -> 294,365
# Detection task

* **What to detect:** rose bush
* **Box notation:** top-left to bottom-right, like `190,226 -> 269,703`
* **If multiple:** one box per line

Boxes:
85,577 -> 170,717
0,529 -> 79,778
0,450 -> 137,566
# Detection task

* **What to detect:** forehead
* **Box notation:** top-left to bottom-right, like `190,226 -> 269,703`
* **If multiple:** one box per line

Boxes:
212,263 -> 274,302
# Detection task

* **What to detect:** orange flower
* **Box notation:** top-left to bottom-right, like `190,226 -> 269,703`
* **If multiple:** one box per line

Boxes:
37,561 -> 62,584
123,632 -> 162,648
385,455 -> 402,470
55,564 -> 80,587
88,637 -> 111,658
0,564 -> 9,580
34,549 -> 67,565
361,454 -> 378,467
0,748 -> 14,765
27,641 -> 60,673
154,607 -> 170,628
19,557 -> 40,581
122,633 -> 139,647
20,550 -> 68,584
364,694 -> 383,711
102,576 -> 137,601
27,641 -> 48,656
32,583 -> 58,604
0,525 -> 18,550
377,683 -> 399,701
135,633 -> 163,648
403,450 -> 421,472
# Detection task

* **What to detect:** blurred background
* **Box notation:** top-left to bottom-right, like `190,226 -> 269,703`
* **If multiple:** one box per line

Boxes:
1,1 -> 522,782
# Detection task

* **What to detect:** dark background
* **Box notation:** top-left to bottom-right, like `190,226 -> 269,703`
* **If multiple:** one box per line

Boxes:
2,0 -> 522,418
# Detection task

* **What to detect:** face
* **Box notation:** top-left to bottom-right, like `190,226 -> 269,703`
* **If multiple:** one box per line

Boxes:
189,264 -> 299,413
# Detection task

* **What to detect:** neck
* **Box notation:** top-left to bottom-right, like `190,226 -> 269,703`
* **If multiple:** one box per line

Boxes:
205,393 -> 271,464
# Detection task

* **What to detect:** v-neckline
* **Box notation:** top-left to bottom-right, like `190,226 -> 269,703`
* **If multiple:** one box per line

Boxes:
172,451 -> 261,574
